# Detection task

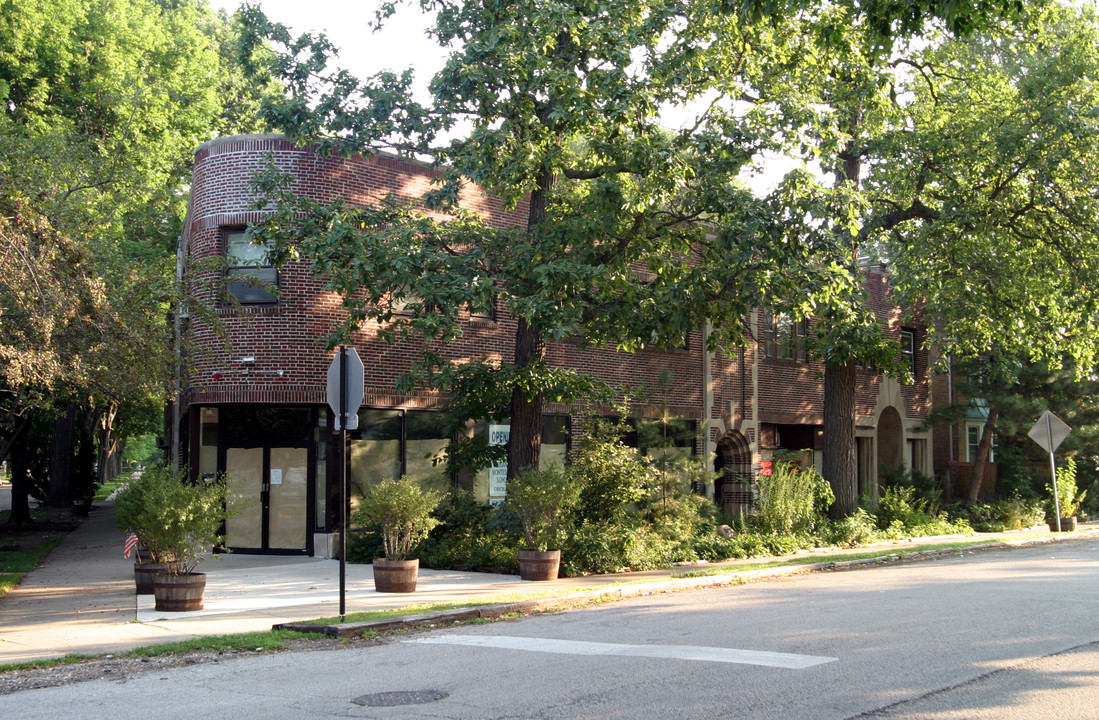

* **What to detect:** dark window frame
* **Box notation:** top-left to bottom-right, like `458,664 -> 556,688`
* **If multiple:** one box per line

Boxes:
900,328 -> 917,378
764,310 -> 808,362
224,226 -> 278,305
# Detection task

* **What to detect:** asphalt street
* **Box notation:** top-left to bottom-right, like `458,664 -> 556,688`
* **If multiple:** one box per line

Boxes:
3,535 -> 1096,719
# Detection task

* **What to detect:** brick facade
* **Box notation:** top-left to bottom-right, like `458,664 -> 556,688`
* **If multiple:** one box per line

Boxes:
176,134 -> 933,554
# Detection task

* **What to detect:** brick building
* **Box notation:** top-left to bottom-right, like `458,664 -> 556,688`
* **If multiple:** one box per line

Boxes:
174,134 -> 933,556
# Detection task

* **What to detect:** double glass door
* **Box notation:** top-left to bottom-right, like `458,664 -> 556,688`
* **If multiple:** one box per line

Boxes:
225,446 -> 309,553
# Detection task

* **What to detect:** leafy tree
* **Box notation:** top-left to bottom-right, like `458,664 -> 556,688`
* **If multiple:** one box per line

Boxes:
718,2 -> 1099,515
239,0 -> 1076,512
0,0 -> 279,519
242,1 -> 810,479
940,352 -> 1099,502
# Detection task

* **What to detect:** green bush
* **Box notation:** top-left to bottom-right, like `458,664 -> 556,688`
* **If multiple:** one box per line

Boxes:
691,533 -> 743,562
355,476 -> 442,561
114,464 -> 229,574
880,464 -> 944,516
753,461 -> 833,535
950,495 -> 1043,531
505,463 -> 582,551
561,521 -> 683,575
418,491 -> 518,572
823,508 -> 886,547
571,420 -> 658,523
1048,457 -> 1087,518
876,485 -> 931,529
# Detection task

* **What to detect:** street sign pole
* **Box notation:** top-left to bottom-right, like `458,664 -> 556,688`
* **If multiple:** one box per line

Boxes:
326,345 -> 364,620
1027,410 -> 1072,533
339,346 -> 347,620
1047,413 -> 1061,533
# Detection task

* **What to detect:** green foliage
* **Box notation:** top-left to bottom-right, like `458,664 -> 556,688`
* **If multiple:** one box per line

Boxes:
571,419 -> 659,525
0,0 -> 279,510
417,491 -> 518,572
951,495 -> 1044,532
560,522 -> 685,576
823,508 -> 889,548
881,465 -> 944,515
503,463 -> 582,552
240,0 -> 830,479
114,464 -> 229,574
1048,457 -> 1087,518
992,443 -> 1044,499
121,433 -> 162,468
753,461 -> 834,535
354,476 -> 442,561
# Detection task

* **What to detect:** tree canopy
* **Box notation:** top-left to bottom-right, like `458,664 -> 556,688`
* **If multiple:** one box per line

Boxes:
243,0 -> 816,477
241,0 -> 1097,512
0,0 -> 280,519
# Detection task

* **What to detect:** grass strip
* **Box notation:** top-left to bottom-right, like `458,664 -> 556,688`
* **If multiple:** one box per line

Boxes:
0,538 -> 63,599
0,631 -> 327,674
124,629 -> 328,657
94,477 -> 128,502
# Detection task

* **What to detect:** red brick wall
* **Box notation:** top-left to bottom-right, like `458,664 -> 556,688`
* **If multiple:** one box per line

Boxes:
183,135 -> 707,422
182,135 -> 928,455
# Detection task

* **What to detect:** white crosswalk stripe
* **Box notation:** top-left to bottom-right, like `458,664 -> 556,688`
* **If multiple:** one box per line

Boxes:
411,635 -> 837,669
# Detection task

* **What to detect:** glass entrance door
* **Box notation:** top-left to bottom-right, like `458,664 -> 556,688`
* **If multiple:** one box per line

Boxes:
226,446 -> 309,553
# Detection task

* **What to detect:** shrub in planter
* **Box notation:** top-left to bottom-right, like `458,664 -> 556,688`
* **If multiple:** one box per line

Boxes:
355,476 -> 442,592
116,465 -> 230,610
115,465 -> 187,593
115,467 -> 178,568
1047,458 -> 1087,528
504,463 -> 582,580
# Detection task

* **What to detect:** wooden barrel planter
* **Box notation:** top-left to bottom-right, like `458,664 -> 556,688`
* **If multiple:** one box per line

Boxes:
134,562 -> 175,595
153,572 -> 207,611
372,558 -> 419,593
518,550 -> 561,581
1048,517 -> 1078,532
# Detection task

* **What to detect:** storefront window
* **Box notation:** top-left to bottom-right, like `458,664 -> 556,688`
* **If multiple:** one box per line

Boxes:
405,410 -> 451,492
349,409 -> 402,502
199,407 -> 218,477
470,415 -> 570,505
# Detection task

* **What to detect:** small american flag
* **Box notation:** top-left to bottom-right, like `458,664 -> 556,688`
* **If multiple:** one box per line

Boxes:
123,532 -> 139,559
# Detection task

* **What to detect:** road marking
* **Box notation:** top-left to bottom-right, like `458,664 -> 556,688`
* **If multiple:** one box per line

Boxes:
411,635 -> 837,669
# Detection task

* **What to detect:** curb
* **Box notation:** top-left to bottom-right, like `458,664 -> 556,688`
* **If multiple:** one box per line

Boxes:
276,527 -> 1099,639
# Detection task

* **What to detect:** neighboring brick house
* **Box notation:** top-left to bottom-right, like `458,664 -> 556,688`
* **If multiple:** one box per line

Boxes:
174,134 -> 933,556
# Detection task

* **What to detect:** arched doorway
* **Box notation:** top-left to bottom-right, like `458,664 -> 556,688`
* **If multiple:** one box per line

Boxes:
876,406 -> 904,484
714,431 -> 753,517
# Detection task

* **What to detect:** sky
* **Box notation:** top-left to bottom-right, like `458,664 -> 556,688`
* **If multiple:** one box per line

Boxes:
209,0 -> 800,192
212,0 -> 446,97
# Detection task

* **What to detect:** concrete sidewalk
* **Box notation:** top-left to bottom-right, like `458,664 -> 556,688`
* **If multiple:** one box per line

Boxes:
2,496 -> 1094,666
0,499 -> 586,664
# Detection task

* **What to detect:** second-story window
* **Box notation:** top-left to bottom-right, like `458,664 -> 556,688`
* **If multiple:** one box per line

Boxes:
225,229 -> 277,304
764,311 -> 807,361
900,328 -> 917,378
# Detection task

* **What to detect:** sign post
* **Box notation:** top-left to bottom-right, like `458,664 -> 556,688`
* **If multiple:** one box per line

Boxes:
327,347 -> 364,620
1027,410 -> 1071,532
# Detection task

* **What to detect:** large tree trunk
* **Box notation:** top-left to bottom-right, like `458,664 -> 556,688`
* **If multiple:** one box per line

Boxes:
507,317 -> 546,479
823,361 -> 858,518
46,404 -> 77,508
967,408 -> 999,504
96,402 -> 120,487
505,165 -> 553,480
6,414 -> 35,525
